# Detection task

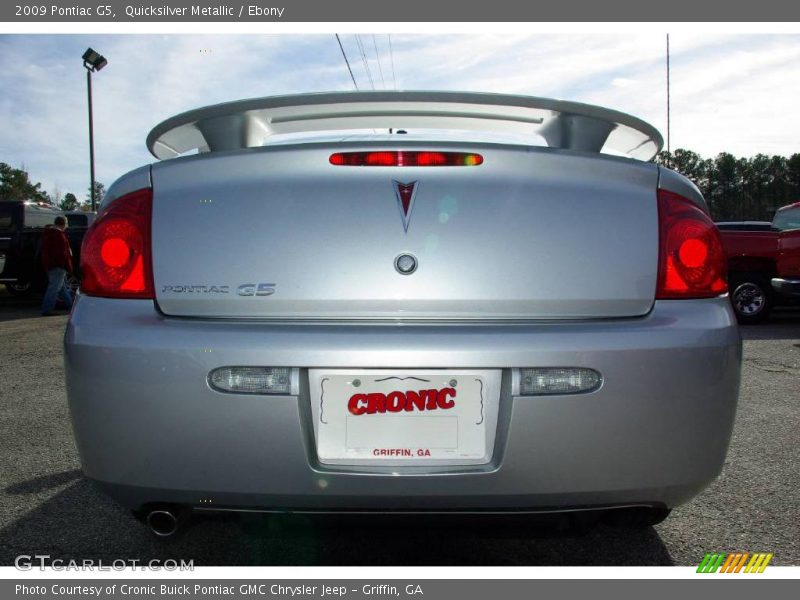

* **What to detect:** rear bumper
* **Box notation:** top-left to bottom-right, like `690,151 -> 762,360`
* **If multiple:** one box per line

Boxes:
772,277 -> 800,297
65,297 -> 741,512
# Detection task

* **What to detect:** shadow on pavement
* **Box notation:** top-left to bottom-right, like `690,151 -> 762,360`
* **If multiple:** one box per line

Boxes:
5,469 -> 83,495
0,475 -> 673,566
738,308 -> 800,341
0,289 -> 43,322
0,289 -> 72,322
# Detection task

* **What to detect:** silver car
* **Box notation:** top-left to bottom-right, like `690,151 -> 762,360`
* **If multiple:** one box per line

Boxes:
65,91 -> 740,537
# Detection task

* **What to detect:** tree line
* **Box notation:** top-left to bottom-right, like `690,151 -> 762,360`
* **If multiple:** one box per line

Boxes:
657,150 -> 800,222
4,150 -> 800,221
0,162 -> 104,211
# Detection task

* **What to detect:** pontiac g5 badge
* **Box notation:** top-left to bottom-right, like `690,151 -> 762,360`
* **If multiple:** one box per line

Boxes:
393,180 -> 419,232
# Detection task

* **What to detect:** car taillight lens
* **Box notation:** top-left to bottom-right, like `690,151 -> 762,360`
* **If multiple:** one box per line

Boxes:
80,188 -> 154,299
330,151 -> 483,166
656,189 -> 727,299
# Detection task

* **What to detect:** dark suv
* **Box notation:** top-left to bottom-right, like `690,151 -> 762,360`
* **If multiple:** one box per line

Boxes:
0,201 -> 92,295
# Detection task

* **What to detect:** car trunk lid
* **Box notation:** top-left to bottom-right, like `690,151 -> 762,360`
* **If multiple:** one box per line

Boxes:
151,142 -> 659,320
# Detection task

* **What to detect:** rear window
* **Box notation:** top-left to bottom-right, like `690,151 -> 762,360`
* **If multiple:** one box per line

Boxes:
773,207 -> 800,232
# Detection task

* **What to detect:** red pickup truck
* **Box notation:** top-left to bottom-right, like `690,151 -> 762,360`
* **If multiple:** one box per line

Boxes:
718,201 -> 800,323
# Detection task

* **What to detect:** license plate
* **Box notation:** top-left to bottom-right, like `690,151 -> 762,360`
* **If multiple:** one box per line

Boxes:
308,369 -> 501,465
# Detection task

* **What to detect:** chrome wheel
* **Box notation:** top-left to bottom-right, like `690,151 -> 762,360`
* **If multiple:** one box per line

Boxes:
733,282 -> 766,316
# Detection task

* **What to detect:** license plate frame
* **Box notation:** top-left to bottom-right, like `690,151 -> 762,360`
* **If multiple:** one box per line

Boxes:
308,369 -> 501,466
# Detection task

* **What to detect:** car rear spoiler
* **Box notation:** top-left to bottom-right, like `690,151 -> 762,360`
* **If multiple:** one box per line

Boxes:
146,91 -> 664,161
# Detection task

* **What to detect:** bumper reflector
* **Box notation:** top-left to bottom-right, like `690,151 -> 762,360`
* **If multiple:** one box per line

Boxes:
518,368 -> 601,396
209,367 -> 294,395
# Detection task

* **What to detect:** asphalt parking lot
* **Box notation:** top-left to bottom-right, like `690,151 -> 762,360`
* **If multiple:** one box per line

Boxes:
0,289 -> 798,566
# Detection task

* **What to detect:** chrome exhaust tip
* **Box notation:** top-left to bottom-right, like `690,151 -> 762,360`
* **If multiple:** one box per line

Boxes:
146,509 -> 180,537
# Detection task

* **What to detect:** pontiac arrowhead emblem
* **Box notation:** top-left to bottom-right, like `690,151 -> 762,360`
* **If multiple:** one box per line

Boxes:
393,180 -> 419,232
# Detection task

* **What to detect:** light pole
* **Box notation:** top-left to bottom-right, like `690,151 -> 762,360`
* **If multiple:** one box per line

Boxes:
666,34 -> 671,166
82,47 -> 107,212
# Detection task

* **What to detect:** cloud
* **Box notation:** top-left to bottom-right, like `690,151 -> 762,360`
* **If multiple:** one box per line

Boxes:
0,33 -> 798,197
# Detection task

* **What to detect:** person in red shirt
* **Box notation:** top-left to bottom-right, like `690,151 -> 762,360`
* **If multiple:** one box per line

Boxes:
40,216 -> 74,316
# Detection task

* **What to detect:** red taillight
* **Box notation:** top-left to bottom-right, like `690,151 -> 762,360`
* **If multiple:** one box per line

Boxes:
80,188 -> 154,299
656,189 -> 727,299
329,151 -> 483,167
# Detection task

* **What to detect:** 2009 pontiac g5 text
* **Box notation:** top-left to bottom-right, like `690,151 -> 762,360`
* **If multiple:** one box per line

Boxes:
65,91 -> 741,536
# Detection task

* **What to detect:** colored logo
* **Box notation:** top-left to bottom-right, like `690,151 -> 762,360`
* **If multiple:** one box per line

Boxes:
697,552 -> 773,573
348,388 -> 456,415
393,180 -> 419,232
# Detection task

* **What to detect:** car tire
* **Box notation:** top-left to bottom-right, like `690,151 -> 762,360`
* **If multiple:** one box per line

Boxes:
729,276 -> 772,324
604,507 -> 672,529
5,281 -> 32,296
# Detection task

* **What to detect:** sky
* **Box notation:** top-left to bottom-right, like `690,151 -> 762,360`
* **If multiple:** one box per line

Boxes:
1,33 -> 799,200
